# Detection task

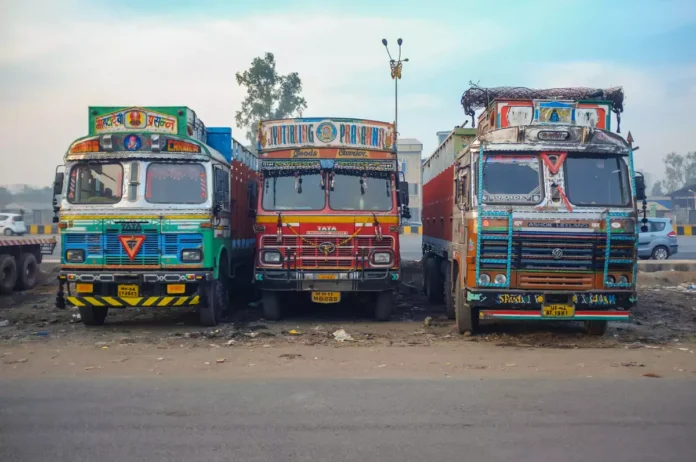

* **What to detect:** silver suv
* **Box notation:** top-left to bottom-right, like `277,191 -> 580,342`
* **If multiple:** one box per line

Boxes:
638,218 -> 678,260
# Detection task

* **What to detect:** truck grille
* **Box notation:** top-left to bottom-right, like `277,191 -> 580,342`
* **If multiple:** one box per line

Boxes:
261,234 -> 394,269
480,232 -> 634,272
105,230 -> 159,265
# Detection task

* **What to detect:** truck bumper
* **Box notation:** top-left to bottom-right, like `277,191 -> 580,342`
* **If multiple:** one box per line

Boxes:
255,269 -> 400,292
467,289 -> 636,322
59,270 -> 212,308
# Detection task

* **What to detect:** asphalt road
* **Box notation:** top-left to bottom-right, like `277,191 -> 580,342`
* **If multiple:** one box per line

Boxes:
1,378 -> 694,461
40,233 -> 696,263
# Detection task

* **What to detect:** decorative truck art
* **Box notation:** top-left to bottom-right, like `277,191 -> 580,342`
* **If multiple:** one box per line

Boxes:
421,86 -> 646,336
52,106 -> 257,327
253,117 -> 410,321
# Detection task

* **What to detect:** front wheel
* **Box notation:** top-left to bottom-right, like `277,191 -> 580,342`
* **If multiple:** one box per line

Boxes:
454,276 -> 478,335
374,291 -> 393,322
79,306 -> 108,326
584,320 -> 607,336
444,265 -> 455,320
262,290 -> 281,321
425,257 -> 444,303
3,229 -> 13,236
199,278 -> 228,327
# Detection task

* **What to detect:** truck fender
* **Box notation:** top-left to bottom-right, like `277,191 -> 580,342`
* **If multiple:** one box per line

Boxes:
214,246 -> 229,280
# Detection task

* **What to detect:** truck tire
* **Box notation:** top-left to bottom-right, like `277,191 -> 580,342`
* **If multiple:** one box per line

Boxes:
79,306 -> 108,326
0,254 -> 18,295
15,253 -> 38,291
374,290 -> 393,322
426,257 -> 444,303
584,320 -> 607,336
200,278 -> 227,327
455,277 -> 478,334
421,256 -> 429,294
262,290 -> 281,320
444,265 -> 455,320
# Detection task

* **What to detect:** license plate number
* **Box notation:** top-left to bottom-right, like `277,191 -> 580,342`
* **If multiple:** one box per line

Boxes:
542,304 -> 575,318
317,274 -> 337,280
311,291 -> 341,304
118,284 -> 140,297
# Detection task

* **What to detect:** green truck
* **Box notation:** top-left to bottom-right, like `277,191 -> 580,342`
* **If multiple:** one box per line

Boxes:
53,106 -> 258,326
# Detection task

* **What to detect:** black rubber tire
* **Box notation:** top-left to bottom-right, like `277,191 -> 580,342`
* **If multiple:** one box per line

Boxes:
374,290 -> 393,322
426,257 -> 444,303
15,253 -> 38,291
199,278 -> 227,327
0,254 -> 18,295
3,229 -> 13,236
455,276 -> 478,334
421,256 -> 429,294
651,245 -> 669,260
79,306 -> 108,326
444,264 -> 455,320
584,320 -> 608,336
262,290 -> 282,320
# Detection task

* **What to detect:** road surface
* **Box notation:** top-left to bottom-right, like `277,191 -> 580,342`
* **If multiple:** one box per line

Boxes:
1,378 -> 694,462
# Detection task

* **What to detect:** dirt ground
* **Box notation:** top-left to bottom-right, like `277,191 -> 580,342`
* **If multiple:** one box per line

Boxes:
2,263 -> 695,379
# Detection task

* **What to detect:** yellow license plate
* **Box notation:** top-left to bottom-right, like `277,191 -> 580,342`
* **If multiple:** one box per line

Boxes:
117,284 -> 140,298
76,283 -> 93,293
542,304 -> 575,317
317,274 -> 337,280
311,291 -> 341,304
167,284 -> 186,294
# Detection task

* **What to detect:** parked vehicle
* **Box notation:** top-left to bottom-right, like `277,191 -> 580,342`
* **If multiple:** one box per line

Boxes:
0,213 -> 27,236
0,236 -> 56,293
422,86 -> 643,337
253,117 -> 409,321
53,106 -> 257,327
638,218 -> 677,260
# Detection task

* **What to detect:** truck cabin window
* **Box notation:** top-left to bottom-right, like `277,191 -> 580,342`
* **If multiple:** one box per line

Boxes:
67,163 -> 123,204
564,156 -> 630,206
262,173 -> 325,211
146,163 -> 207,204
481,155 -> 542,204
329,172 -> 393,211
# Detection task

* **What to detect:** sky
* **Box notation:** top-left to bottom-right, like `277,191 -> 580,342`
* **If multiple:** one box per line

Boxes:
1,0 -> 695,187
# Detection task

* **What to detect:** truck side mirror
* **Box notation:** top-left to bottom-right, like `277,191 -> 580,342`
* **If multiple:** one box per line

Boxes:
398,181 -> 410,206
634,174 -> 647,201
247,181 -> 258,218
53,172 -> 64,196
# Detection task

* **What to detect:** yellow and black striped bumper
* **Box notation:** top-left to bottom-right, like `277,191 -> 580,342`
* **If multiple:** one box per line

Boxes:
66,295 -> 200,308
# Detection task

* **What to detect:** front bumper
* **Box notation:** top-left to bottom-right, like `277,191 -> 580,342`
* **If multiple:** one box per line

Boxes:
255,268 -> 400,292
467,289 -> 636,322
59,270 -> 211,308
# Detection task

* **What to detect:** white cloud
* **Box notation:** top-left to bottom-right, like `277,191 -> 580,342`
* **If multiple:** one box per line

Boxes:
0,1 -> 501,186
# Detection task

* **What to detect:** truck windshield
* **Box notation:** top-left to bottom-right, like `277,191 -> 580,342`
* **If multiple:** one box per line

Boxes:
146,163 -> 207,204
564,156 -> 631,206
329,173 -> 393,211
67,163 -> 123,204
481,155 -> 542,204
262,174 -> 325,210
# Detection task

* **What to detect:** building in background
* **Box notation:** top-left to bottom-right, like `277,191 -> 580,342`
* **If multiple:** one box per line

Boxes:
396,138 -> 423,223
436,131 -> 451,146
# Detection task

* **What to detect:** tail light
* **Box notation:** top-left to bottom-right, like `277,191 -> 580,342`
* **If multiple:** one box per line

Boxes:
667,231 -> 676,237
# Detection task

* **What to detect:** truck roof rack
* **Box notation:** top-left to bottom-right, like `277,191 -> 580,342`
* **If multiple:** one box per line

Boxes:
461,83 -> 625,130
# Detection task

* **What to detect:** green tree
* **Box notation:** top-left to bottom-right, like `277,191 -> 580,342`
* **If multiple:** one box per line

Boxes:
650,180 -> 664,196
662,151 -> 696,193
234,52 -> 308,148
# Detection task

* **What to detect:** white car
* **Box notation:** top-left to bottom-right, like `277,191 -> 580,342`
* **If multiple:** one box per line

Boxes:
0,213 -> 27,236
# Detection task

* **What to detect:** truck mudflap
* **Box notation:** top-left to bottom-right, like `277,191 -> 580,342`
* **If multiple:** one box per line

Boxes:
65,295 -> 200,308
467,289 -> 635,322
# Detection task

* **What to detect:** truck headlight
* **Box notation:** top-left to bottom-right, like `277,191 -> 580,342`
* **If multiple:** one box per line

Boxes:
494,274 -> 507,285
181,249 -> 202,262
619,275 -> 629,284
371,251 -> 393,264
478,274 -> 491,285
262,250 -> 282,264
65,249 -> 85,263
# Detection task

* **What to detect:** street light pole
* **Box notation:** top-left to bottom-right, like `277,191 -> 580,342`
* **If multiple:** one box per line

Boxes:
381,38 -> 408,141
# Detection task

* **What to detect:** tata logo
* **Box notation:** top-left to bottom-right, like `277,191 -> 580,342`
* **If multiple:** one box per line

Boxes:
317,226 -> 337,232
120,222 -> 142,232
318,242 -> 336,255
